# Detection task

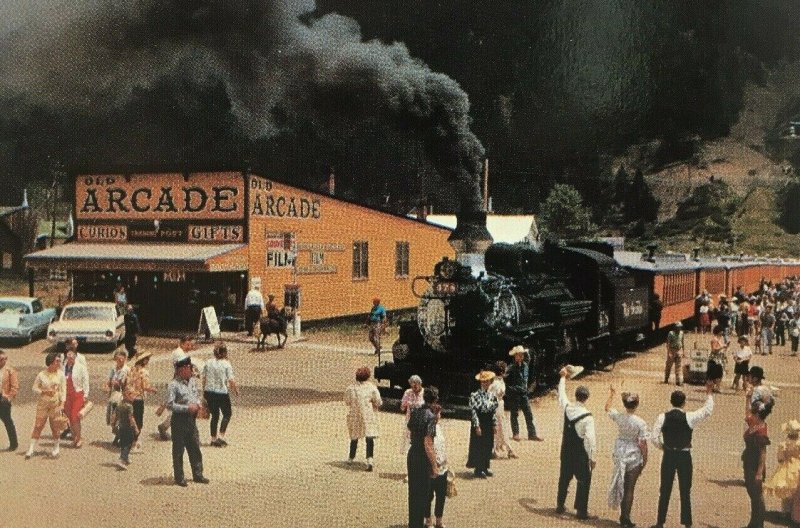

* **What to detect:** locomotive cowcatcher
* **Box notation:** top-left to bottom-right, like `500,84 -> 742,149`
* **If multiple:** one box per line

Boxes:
373,211 -> 650,412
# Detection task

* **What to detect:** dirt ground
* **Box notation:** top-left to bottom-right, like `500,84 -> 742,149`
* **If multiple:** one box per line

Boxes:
2,327 -> 799,528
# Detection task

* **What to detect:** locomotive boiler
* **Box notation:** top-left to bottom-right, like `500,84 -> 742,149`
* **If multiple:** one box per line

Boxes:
374,212 -> 650,409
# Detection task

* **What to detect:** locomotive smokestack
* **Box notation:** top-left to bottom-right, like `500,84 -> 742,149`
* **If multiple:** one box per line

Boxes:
448,210 -> 493,276
646,243 -> 657,263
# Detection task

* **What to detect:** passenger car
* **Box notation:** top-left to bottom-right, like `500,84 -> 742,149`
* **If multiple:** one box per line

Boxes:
0,297 -> 58,343
47,301 -> 125,350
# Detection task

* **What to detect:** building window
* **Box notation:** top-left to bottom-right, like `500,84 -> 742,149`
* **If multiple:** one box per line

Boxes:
395,241 -> 410,278
353,241 -> 368,279
662,272 -> 695,306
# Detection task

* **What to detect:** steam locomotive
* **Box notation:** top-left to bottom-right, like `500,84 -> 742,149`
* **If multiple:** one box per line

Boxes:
374,212 -> 651,408
373,212 -> 800,410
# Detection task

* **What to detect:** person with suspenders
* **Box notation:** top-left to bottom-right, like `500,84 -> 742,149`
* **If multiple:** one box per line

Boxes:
650,381 -> 715,528
555,367 -> 597,520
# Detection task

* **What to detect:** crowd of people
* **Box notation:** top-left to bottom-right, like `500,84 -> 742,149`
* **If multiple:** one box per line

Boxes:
0,335 -> 238,487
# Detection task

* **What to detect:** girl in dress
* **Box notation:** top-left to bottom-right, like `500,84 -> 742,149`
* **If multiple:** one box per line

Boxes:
765,419 -> 800,522
707,326 -> 728,393
488,361 -> 516,459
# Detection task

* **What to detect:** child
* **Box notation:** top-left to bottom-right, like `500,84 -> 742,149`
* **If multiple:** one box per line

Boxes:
105,350 -> 130,445
765,420 -> 800,522
732,336 -> 753,391
111,389 -> 139,470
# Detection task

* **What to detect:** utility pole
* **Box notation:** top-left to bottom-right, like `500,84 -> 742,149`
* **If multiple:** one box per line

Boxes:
50,161 -> 64,248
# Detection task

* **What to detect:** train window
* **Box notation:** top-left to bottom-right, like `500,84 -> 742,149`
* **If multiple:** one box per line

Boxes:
353,241 -> 369,279
395,241 -> 410,278
663,272 -> 695,305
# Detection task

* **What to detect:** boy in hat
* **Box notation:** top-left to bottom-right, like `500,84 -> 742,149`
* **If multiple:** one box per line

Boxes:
664,322 -> 685,386
556,367 -> 597,520
111,383 -> 139,470
166,355 -> 208,486
505,345 -> 543,441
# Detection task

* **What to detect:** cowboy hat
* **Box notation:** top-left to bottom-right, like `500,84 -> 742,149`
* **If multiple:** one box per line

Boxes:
782,419 -> 800,434
564,364 -> 585,379
131,350 -> 153,365
508,345 -> 528,356
475,370 -> 496,382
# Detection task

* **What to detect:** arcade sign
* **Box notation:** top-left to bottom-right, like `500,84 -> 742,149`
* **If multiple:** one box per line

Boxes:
76,173 -> 245,220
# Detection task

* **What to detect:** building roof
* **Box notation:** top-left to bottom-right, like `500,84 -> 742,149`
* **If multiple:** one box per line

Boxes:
0,205 -> 27,217
410,214 -> 536,244
25,243 -> 248,272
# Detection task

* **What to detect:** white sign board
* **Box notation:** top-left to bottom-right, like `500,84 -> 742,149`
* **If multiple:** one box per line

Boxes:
201,306 -> 221,338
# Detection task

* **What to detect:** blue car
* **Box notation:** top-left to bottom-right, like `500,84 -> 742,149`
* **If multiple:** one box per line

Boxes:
0,296 -> 58,344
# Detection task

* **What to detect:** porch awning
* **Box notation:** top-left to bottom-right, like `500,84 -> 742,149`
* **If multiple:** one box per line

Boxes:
24,243 -> 248,272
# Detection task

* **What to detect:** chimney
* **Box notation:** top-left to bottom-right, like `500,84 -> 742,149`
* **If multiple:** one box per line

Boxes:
327,169 -> 335,196
417,204 -> 428,221
692,247 -> 701,261
448,210 -> 493,277
646,243 -> 657,263
21,188 -> 28,208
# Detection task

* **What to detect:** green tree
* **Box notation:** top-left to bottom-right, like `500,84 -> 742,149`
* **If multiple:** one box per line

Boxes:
538,184 -> 596,240
625,169 -> 660,222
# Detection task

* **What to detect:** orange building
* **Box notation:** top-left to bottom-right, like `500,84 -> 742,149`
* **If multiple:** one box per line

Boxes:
25,171 -> 453,330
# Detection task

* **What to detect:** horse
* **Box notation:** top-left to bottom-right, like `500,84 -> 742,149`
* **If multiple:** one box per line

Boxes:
257,312 -> 288,349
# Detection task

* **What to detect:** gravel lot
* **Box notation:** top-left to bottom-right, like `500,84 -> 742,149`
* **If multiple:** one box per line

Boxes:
2,328 -> 799,527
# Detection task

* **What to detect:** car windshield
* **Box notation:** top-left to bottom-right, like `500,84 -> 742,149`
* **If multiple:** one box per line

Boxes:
62,306 -> 114,321
0,301 -> 29,314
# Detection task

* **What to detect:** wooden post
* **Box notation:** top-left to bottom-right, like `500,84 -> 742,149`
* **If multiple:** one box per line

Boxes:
483,158 -> 489,211
27,267 -> 34,297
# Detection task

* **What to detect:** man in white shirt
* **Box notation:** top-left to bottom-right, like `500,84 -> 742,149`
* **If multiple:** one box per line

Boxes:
555,368 -> 597,520
650,382 -> 714,528
244,285 -> 265,336
158,335 -> 197,440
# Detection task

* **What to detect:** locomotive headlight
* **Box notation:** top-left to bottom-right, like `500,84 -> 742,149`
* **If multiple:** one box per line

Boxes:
438,260 -> 457,279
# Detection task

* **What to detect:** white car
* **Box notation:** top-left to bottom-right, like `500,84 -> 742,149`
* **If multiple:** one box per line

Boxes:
0,297 -> 58,343
47,302 -> 125,350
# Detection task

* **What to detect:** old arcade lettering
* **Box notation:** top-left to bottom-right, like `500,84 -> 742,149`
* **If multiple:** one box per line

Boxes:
251,193 -> 320,219
76,173 -> 244,220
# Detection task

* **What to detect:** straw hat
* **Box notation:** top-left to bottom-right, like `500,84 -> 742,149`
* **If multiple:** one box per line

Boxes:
475,370 -> 496,382
131,350 -> 153,365
782,419 -> 800,434
508,345 -> 528,356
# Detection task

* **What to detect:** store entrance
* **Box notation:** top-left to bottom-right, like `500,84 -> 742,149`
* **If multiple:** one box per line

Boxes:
72,270 -> 247,332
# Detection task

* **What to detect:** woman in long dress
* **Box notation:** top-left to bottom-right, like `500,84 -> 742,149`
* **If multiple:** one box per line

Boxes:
765,419 -> 800,521
466,370 -> 498,478
743,386 -> 772,528
605,385 -> 648,528
344,366 -> 382,471
400,375 -> 425,478
488,361 -> 516,459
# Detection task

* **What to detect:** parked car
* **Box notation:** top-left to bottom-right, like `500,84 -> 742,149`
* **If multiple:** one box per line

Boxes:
47,301 -> 125,350
0,297 -> 58,343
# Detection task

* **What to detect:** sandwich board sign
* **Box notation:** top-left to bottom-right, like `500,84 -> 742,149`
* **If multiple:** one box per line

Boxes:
199,306 -> 221,339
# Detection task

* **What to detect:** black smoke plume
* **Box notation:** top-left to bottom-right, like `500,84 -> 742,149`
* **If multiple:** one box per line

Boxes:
0,1 -> 484,211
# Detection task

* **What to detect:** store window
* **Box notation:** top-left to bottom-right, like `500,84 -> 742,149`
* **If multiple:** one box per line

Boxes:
353,241 -> 368,279
395,241 -> 410,278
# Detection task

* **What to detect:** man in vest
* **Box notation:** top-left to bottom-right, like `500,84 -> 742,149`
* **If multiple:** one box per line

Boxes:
664,322 -> 685,385
650,381 -> 715,528
555,367 -> 596,520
